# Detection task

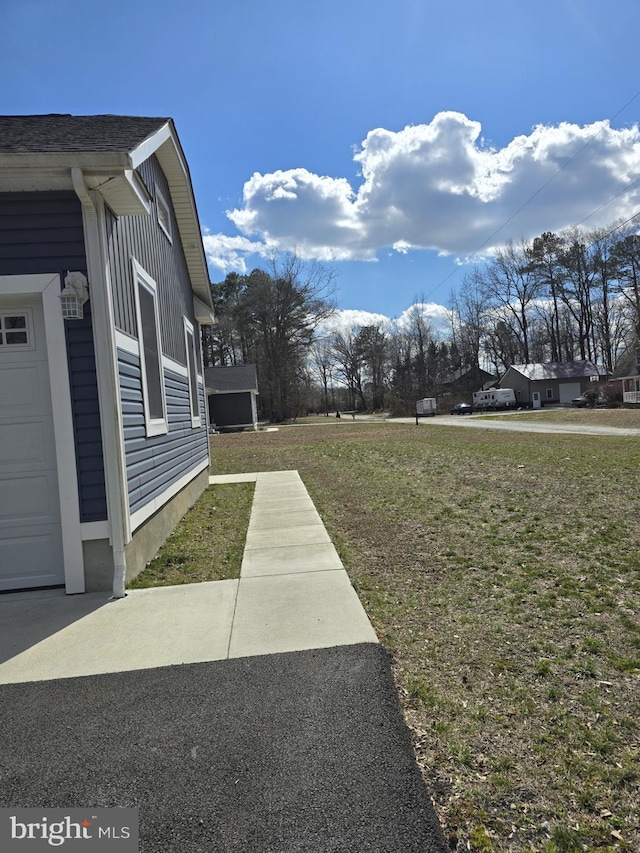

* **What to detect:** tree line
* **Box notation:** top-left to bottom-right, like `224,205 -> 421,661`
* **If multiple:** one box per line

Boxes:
205,221 -> 640,421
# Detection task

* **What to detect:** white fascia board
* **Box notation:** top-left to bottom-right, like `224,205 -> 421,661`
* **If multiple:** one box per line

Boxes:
193,295 -> 215,325
0,151 -> 129,170
128,122 -> 173,170
152,138 -> 213,309
91,170 -> 151,216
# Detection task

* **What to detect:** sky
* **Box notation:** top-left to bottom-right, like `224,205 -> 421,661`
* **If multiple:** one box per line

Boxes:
2,0 -> 640,335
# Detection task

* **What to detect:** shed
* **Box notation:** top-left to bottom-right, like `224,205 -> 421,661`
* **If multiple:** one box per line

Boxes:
205,365 -> 259,430
0,114 -> 215,595
499,360 -> 608,406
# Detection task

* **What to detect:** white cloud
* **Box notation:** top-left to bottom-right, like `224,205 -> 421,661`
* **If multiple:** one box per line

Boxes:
317,308 -> 391,338
396,302 -> 452,335
317,303 -> 451,338
204,112 -> 640,271
201,232 -> 270,274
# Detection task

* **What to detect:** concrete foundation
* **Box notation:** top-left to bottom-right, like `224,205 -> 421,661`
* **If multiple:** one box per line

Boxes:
83,539 -> 115,592
124,468 -> 210,584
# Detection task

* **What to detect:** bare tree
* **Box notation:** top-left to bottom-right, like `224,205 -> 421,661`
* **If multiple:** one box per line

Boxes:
210,253 -> 335,422
331,327 -> 366,410
476,239 -> 541,364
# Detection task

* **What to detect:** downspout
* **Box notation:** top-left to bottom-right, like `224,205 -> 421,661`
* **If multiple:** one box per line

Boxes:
71,167 -> 129,598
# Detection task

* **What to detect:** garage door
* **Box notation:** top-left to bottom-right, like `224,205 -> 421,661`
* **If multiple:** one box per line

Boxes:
0,297 -> 65,590
559,382 -> 582,404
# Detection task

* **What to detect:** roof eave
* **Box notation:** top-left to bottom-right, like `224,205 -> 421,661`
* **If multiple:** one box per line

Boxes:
152,128 -> 213,309
0,124 -> 214,310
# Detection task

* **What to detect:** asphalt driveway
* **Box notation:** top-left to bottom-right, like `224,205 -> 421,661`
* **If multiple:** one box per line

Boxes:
0,644 -> 447,853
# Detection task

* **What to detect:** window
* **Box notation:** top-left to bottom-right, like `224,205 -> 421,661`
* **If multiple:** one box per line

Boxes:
184,318 -> 201,427
0,311 -> 32,348
133,260 -> 167,436
156,186 -> 172,243
546,388 -> 553,400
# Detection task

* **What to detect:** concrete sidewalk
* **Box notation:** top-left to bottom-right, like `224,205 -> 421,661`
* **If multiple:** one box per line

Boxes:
0,471 -> 377,684
0,471 -> 449,852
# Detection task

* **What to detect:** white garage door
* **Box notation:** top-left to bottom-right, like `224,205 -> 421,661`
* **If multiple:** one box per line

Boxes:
559,382 -> 582,403
0,297 -> 65,590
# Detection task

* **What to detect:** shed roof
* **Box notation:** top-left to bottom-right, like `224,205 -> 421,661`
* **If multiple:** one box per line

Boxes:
205,365 -> 258,394
507,360 -> 605,381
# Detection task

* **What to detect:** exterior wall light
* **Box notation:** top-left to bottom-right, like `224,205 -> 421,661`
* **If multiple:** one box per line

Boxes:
60,271 -> 89,319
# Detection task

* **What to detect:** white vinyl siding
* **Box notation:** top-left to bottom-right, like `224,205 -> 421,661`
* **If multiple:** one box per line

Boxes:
133,260 -> 167,436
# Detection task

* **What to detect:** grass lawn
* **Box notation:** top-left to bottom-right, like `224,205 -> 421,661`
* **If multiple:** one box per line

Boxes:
209,421 -> 640,852
128,482 -> 254,588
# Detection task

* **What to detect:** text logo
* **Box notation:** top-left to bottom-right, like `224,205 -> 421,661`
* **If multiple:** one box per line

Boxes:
1,809 -> 138,851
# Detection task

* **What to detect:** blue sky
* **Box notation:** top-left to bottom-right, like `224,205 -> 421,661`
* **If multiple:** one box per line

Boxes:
2,0 -> 640,332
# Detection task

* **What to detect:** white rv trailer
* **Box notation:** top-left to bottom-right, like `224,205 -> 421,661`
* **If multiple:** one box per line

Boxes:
472,388 -> 516,410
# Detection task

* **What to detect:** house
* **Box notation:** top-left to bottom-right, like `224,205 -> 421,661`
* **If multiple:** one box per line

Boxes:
612,345 -> 640,405
205,364 -> 259,431
0,114 -> 215,596
440,365 -> 496,398
499,360 -> 608,406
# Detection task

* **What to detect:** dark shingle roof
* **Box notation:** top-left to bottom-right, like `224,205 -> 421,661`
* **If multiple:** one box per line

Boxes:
205,365 -> 258,394
0,114 -> 170,154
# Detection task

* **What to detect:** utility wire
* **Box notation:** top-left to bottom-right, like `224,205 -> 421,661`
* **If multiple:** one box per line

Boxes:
575,176 -> 640,228
422,86 -> 640,302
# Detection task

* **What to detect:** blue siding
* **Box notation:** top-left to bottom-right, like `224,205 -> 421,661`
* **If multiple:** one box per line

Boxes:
118,348 -> 208,518
0,191 -> 107,523
106,156 -> 200,366
65,302 -> 108,521
0,192 -> 86,274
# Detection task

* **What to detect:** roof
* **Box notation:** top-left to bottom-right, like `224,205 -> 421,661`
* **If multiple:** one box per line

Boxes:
506,360 -> 606,381
0,114 -> 213,310
0,114 -> 169,154
205,365 -> 258,394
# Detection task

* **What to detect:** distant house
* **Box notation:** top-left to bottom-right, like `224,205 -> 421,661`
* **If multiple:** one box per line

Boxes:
205,365 -> 259,431
613,345 -> 640,405
499,360 -> 608,406
441,365 -> 496,397
0,114 -> 215,595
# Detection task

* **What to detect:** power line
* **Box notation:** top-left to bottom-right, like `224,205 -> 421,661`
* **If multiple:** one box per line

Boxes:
422,86 -> 640,302
575,176 -> 640,228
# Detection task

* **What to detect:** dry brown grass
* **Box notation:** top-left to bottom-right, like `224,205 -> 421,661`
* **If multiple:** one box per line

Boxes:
486,408 -> 640,429
209,421 -> 640,852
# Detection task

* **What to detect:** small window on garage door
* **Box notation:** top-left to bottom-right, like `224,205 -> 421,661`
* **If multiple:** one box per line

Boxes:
0,310 -> 33,349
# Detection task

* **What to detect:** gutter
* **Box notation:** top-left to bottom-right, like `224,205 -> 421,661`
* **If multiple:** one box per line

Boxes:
71,167 -> 129,598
